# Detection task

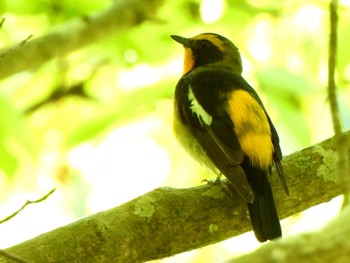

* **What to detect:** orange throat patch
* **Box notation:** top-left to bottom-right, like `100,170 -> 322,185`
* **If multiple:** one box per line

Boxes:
183,48 -> 195,74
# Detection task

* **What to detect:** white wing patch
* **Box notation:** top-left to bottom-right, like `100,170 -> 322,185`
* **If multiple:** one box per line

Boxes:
188,87 -> 212,126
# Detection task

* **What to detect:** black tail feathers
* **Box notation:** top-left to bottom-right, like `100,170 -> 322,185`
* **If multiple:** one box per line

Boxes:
244,165 -> 281,242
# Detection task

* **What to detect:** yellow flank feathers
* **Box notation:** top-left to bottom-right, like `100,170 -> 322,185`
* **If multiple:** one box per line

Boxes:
227,90 -> 273,169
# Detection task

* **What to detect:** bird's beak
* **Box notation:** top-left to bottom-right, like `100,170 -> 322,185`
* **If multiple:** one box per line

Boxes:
171,35 -> 192,48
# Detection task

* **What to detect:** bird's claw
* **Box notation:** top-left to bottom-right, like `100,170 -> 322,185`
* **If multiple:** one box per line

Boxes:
202,177 -> 233,195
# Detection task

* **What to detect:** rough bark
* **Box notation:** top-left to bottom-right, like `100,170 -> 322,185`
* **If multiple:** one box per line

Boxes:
0,131 -> 347,262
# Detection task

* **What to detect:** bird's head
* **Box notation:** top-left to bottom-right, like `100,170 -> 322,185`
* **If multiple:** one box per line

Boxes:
171,33 -> 242,75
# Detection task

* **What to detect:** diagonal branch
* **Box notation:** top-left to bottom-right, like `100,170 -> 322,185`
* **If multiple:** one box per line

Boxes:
1,131 -> 347,263
230,205 -> 350,263
0,0 -> 164,80
0,249 -> 30,263
0,34 -> 32,59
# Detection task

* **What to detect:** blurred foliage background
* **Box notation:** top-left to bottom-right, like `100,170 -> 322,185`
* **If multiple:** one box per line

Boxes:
0,0 -> 350,262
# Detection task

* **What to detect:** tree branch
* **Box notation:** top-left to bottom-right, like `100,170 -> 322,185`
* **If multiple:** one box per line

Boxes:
0,250 -> 30,263
328,0 -> 350,207
0,34 -> 32,59
230,204 -> 350,263
0,189 -> 55,224
1,131 -> 347,262
0,0 -> 164,80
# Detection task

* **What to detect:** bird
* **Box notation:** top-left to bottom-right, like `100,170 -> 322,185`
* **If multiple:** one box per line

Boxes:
171,32 -> 289,242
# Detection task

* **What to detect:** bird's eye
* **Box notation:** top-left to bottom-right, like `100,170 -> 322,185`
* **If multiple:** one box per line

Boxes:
199,40 -> 211,48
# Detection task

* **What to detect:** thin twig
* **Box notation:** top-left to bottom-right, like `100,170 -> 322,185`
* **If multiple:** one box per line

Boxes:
0,18 -> 5,29
328,0 -> 350,208
0,188 -> 56,224
0,34 -> 33,58
17,34 -> 33,48
0,249 -> 31,263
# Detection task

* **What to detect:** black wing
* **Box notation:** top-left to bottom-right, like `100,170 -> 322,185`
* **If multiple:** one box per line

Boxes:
175,71 -> 254,202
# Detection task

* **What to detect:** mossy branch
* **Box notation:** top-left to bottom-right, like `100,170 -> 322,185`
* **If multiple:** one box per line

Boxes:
0,131 -> 347,262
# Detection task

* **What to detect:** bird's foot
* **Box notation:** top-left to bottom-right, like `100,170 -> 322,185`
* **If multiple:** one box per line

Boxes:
202,177 -> 232,195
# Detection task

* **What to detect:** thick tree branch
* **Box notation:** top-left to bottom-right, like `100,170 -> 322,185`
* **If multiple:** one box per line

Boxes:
1,131 -> 347,262
231,205 -> 350,263
0,0 -> 164,80
0,249 -> 29,263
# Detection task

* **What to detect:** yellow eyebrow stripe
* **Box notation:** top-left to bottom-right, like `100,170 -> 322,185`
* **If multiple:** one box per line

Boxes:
227,90 -> 273,169
191,34 -> 225,52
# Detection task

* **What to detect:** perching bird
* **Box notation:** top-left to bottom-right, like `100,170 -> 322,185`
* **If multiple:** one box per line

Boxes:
171,33 -> 289,242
